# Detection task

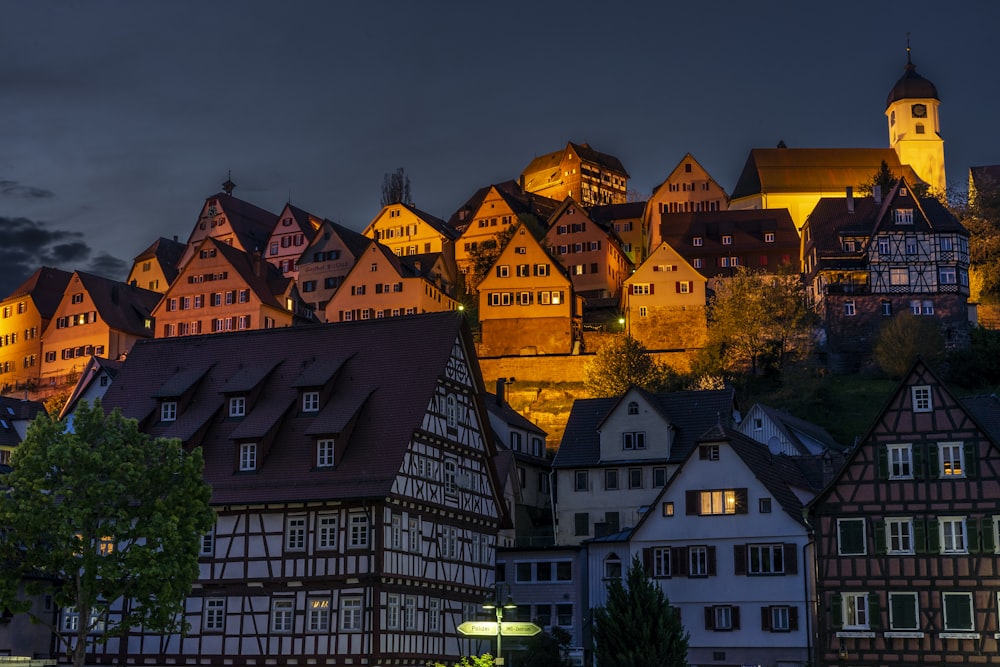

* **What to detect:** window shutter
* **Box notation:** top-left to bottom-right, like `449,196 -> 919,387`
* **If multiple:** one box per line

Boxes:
672,547 -> 688,576
914,518 -> 927,554
707,546 -> 717,576
628,284 -> 634,295
761,606 -> 771,631
649,283 -> 654,295
873,520 -> 887,554
731,606 -> 741,630
686,490 -> 699,515
868,593 -> 882,629
642,548 -> 652,575
968,518 -> 981,554
926,444 -> 939,478
783,543 -> 797,574
704,607 -> 714,630
735,488 -> 749,514
926,518 -> 940,553
981,517 -> 996,554
687,281 -> 694,292
912,443 -> 925,479
675,281 -> 681,293
964,442 -> 979,477
733,545 -> 747,575
876,446 -> 889,479
789,606 -> 799,631
831,594 -> 843,630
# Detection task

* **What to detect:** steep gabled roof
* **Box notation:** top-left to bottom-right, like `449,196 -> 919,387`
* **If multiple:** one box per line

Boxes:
197,192 -> 278,254
657,209 -> 799,256
0,395 -> 46,448
98,312 -> 489,505
58,356 -> 123,420
75,272 -> 161,336
552,388 -> 737,468
131,237 -> 186,285
750,404 -> 846,455
484,392 -> 547,438
2,266 -> 73,314
203,237 -> 294,311
730,148 -> 924,201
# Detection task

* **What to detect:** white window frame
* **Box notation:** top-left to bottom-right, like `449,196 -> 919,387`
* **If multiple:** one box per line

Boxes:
939,442 -> 965,477
842,592 -> 869,630
317,514 -> 337,550
689,545 -> 709,576
229,396 -> 246,417
886,517 -> 914,555
387,594 -> 400,630
317,439 -> 335,468
912,386 -> 932,412
286,516 -> 307,552
161,401 -> 177,422
307,597 -> 330,632
888,592 -> 919,631
652,547 -> 671,578
888,444 -> 913,479
940,516 -> 967,554
303,391 -> 320,412
239,443 -> 257,471
713,605 -> 733,630
203,598 -> 226,632
943,592 -> 975,631
340,597 -> 363,631
748,543 -> 785,575
349,513 -> 369,549
271,598 -> 294,633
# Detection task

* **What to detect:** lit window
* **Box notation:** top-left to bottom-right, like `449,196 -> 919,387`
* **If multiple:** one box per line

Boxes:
939,442 -> 965,477
698,489 -> 741,515
890,268 -> 909,286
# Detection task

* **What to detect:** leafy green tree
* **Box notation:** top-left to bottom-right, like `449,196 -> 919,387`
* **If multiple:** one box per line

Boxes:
948,326 -> 1000,389
0,400 -> 215,667
958,175 -> 1000,302
586,335 -> 682,397
380,167 -> 413,207
873,311 -> 945,379
465,224 -> 519,294
429,653 -> 494,667
703,267 -> 814,377
592,557 -> 688,667
519,626 -> 572,667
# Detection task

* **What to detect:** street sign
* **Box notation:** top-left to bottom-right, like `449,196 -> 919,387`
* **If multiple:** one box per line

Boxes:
501,621 -> 541,636
457,621 -> 498,636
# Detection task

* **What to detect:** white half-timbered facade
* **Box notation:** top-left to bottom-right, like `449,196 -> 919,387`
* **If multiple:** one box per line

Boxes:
84,312 -> 506,666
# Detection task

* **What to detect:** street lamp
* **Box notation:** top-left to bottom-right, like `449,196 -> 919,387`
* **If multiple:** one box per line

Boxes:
483,584 -> 517,666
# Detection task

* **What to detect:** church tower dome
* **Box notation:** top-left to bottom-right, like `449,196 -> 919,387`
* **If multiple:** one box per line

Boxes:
886,42 -> 945,194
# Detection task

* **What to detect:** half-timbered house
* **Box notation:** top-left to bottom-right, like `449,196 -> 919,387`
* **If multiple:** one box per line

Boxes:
85,312 -> 508,666
808,359 -> 1000,666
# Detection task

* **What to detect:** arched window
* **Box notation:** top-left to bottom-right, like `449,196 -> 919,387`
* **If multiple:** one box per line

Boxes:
446,395 -> 457,428
604,553 -> 622,579
627,401 -> 639,415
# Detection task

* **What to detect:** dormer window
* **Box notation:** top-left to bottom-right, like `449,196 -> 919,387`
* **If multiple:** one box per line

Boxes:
239,443 -> 257,471
161,402 -> 177,422
894,209 -> 914,225
764,232 -> 775,243
722,235 -> 732,245
229,397 -> 246,418
303,391 -> 320,412
317,439 -> 335,468
692,237 -> 703,247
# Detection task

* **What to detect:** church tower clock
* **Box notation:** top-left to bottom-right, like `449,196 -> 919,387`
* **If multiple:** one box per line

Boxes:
886,44 -> 945,194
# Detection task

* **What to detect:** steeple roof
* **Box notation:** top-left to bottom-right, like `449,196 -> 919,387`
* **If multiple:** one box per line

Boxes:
886,50 -> 939,107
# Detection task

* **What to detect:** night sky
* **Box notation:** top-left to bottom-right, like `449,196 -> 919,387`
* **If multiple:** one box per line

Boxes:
3,1 -> 999,297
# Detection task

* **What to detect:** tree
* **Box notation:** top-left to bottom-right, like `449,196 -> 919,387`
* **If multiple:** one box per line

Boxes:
703,267 -> 814,377
592,557 -> 688,667
873,312 -> 945,379
0,400 -> 215,667
465,224 -> 519,294
586,335 -> 682,397
380,167 -> 413,207
958,174 -> 1000,302
858,160 -> 897,197
429,654 -> 494,667
519,626 -> 572,667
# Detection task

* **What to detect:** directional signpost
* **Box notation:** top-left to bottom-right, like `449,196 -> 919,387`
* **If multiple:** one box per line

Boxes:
458,619 -> 541,665
457,621 -> 499,636
500,622 -> 541,636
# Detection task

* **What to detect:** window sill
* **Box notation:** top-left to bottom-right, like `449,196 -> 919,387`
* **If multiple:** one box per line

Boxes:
884,631 -> 924,638
836,630 -> 875,638
941,632 -> 980,639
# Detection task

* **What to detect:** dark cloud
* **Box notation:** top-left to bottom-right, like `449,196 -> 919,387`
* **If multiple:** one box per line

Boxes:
0,216 -> 126,298
0,180 -> 55,199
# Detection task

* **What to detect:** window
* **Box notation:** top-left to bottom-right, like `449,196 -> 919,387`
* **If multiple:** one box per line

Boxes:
837,518 -> 866,555
303,391 -> 320,412
943,592 -> 974,631
440,526 -> 459,559
759,498 -> 772,513
496,265 -> 510,278
161,401 -> 177,422
748,544 -> 786,575
939,442 -> 965,477
886,444 -> 913,479
721,235 -> 732,245
443,457 -> 458,495
895,209 -> 914,224
286,516 -> 306,551
271,598 -> 294,632
604,469 -> 619,490
446,395 -> 457,428
696,489 -> 743,515
905,237 -> 918,254
692,236 -> 703,247
317,514 -> 337,550
878,238 -> 891,255
885,518 -> 914,554
881,299 -> 892,316
428,599 -> 441,632
940,266 -> 957,284
574,470 -> 588,491
349,513 -> 369,548
912,386 -> 932,412
844,300 -> 856,316
204,598 -> 225,631
841,592 -> 870,629
628,468 -> 642,489
940,517 -> 967,553
307,598 -> 330,632
637,547 -> 669,580
200,530 -> 215,556
387,594 -> 400,629
888,592 -> 919,631
341,597 -> 363,631
404,595 -> 416,629
890,267 -> 909,286
407,517 -> 421,553
689,545 -> 711,576
693,258 -> 703,268
699,444 -> 720,460
622,432 -> 646,450
574,512 -> 589,536
604,554 -> 622,579
239,443 -> 257,471
764,232 -> 775,243
317,439 -> 335,468
229,396 -> 246,417
709,605 -> 737,631
653,467 -> 667,487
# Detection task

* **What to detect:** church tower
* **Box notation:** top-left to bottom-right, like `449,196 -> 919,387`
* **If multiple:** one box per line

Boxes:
886,45 -> 945,194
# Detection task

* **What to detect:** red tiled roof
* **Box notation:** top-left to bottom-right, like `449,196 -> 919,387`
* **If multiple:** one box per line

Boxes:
99,312 -> 478,505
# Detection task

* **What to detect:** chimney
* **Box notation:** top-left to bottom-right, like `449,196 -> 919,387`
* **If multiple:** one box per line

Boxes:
846,186 -> 854,213
253,250 -> 263,277
496,378 -> 507,406
873,185 -> 882,205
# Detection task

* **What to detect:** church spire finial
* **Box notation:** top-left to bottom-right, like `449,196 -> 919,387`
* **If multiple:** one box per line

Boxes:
906,32 -> 913,67
222,170 -> 236,196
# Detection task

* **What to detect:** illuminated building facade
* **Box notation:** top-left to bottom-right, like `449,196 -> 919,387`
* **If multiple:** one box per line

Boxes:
177,191 -> 277,270
0,266 -> 72,392
520,142 -> 629,206
264,203 -> 323,281
125,237 -> 185,294
295,219 -> 371,320
646,153 -> 729,250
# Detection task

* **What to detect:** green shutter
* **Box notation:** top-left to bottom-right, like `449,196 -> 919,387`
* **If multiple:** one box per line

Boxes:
873,520 -> 887,554
927,443 -> 940,478
734,545 -> 747,575
968,518 -> 981,554
877,446 -> 889,479
831,594 -> 843,629
912,444 -> 925,479
927,518 -> 940,553
868,593 -> 882,629
914,518 -> 927,554
982,517 -> 997,554
964,442 -> 979,478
